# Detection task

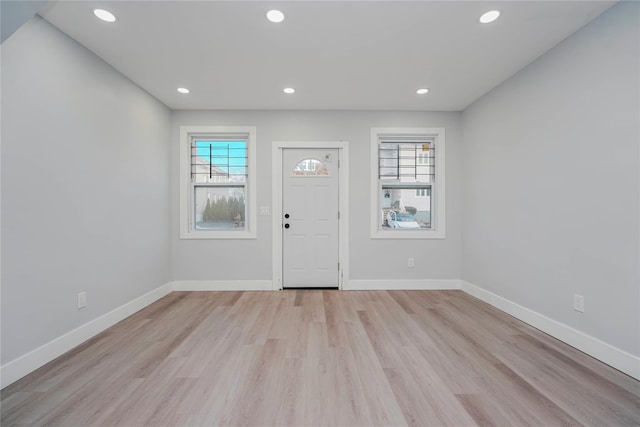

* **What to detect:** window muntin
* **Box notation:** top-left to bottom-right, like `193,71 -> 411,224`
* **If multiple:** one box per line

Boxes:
180,126 -> 256,239
191,140 -> 247,184
371,127 -> 445,239
379,142 -> 434,183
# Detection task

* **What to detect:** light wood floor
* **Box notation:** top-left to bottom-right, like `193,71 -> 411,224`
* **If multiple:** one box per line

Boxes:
2,290 -> 639,426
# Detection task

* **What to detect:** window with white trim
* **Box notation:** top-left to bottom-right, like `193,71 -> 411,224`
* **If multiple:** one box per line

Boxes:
180,126 -> 257,239
370,127 -> 445,239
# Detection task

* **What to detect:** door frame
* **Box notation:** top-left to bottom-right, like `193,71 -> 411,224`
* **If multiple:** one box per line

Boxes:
272,141 -> 349,290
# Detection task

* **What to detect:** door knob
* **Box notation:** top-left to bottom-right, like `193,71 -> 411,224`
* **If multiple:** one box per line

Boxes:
284,213 -> 290,219
284,223 -> 290,229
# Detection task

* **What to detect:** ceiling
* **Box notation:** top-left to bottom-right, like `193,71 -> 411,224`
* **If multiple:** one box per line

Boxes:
38,1 -> 616,111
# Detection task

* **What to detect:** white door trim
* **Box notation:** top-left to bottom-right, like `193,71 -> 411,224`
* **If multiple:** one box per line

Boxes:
272,141 -> 349,290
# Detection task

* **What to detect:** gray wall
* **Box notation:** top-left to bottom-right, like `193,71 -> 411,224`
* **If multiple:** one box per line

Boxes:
1,0 -> 48,43
171,110 -> 462,281
461,2 -> 639,356
1,17 -> 172,364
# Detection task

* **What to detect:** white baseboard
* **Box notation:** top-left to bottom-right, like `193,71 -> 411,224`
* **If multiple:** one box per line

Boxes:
0,282 -> 173,389
172,280 -> 273,291
460,280 -> 640,380
346,279 -> 461,291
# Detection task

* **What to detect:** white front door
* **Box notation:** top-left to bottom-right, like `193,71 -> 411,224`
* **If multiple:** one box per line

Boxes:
282,148 -> 339,288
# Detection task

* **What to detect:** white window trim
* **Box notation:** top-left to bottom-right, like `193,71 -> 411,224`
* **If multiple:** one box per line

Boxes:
180,125 -> 257,239
370,127 -> 446,239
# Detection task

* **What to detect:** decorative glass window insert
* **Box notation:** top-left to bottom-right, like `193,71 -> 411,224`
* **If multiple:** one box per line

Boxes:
371,127 -> 445,239
293,158 -> 329,176
180,126 -> 256,239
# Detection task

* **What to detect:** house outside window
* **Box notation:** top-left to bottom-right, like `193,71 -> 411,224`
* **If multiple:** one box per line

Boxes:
370,127 -> 445,239
180,126 -> 257,239
416,188 -> 430,198
417,152 -> 429,165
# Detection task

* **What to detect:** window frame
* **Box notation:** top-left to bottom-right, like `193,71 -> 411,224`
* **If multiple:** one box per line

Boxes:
180,125 -> 257,239
370,127 -> 445,239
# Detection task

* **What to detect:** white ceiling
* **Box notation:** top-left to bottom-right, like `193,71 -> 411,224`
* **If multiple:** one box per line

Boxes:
39,1 -> 616,111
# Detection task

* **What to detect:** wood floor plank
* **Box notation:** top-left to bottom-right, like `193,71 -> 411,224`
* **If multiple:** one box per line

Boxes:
518,323 -> 640,396
493,361 -> 583,426
456,393 -> 507,427
383,367 -> 443,426
514,333 -> 640,410
496,339 -> 638,426
343,319 -> 407,425
399,345 -> 480,427
2,290 -> 638,426
272,356 -> 306,426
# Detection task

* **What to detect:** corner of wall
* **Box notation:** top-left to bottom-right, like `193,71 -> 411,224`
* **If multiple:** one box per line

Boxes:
0,282 -> 174,389
460,280 -> 640,380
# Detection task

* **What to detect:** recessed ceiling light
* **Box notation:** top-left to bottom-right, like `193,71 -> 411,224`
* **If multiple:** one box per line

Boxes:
283,87 -> 295,94
416,88 -> 429,95
267,10 -> 285,23
93,9 -> 116,23
479,10 -> 500,24
177,87 -> 190,94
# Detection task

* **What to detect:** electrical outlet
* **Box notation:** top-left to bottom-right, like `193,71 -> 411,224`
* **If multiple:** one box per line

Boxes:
408,257 -> 415,268
77,292 -> 87,309
573,294 -> 584,313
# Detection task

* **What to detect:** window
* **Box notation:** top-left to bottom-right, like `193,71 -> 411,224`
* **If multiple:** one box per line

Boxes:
180,126 -> 257,239
370,127 -> 445,238
293,158 -> 329,176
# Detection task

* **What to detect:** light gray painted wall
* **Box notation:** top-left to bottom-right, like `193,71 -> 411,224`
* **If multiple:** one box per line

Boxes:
0,0 -> 47,43
171,110 -> 462,281
1,17 -> 172,364
461,2 -> 639,356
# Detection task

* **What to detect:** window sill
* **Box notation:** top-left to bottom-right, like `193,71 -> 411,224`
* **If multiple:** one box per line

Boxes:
180,229 -> 256,240
370,228 -> 445,239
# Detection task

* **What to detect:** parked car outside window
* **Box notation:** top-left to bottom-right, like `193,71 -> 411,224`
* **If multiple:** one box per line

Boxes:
386,210 -> 420,229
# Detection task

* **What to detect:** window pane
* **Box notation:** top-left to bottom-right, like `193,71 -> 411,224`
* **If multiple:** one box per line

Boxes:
381,187 -> 431,229
191,140 -> 247,184
379,142 -> 434,183
293,158 -> 329,176
194,186 -> 245,230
